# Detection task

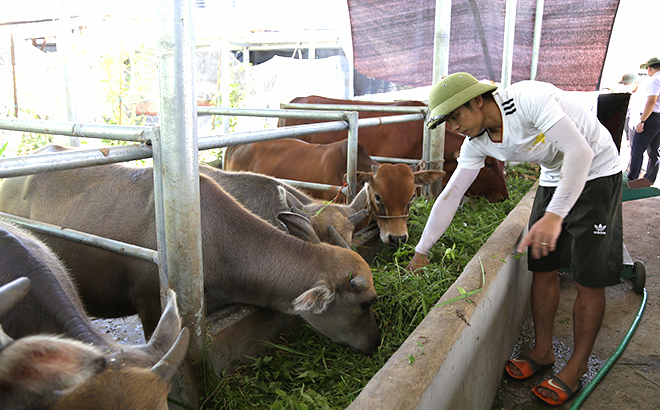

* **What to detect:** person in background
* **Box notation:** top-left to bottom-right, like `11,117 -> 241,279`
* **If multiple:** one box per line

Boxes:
406,72 -> 622,406
627,57 -> 660,188
618,72 -> 640,142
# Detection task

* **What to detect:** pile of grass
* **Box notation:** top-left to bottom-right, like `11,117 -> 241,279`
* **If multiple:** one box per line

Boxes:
199,163 -> 539,410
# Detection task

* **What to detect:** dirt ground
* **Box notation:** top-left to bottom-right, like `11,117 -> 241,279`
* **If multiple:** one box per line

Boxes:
493,141 -> 660,409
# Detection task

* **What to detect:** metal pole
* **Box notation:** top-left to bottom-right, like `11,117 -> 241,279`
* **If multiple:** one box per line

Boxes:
59,0 -> 80,147
501,0 -> 517,88
345,111 -> 359,201
530,0 -> 544,81
156,0 -> 204,407
429,0 -> 451,197
10,35 -> 18,118
221,0 -> 231,135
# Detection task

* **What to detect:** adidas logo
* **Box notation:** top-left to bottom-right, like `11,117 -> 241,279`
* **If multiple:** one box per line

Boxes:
593,224 -> 607,235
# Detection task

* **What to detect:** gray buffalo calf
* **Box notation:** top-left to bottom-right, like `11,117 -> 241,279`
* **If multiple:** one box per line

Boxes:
199,164 -> 368,245
0,220 -> 187,370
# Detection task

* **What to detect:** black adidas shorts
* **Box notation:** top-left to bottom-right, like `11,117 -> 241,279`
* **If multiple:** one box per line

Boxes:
527,172 -> 623,287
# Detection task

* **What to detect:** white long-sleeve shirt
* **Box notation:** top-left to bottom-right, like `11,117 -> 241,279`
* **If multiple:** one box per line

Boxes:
415,81 -> 621,255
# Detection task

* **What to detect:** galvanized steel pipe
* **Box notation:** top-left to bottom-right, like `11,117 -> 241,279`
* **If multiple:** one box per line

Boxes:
0,144 -> 153,178
0,211 -> 159,264
0,118 -> 157,143
281,102 -> 426,114
155,0 -> 204,405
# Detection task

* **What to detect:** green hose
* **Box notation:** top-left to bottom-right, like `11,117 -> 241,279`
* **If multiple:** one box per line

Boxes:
569,288 -> 648,409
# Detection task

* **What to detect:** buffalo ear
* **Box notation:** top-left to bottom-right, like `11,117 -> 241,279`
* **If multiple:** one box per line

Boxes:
356,171 -> 373,185
278,186 -> 305,212
291,281 -> 334,314
277,212 -> 321,244
413,169 -> 446,186
2,335 -> 106,394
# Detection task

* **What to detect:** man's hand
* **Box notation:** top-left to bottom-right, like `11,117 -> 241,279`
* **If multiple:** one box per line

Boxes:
406,252 -> 429,272
636,121 -> 645,133
517,212 -> 563,259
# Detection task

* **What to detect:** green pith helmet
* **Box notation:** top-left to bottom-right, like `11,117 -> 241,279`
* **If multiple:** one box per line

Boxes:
640,57 -> 660,69
620,72 -> 639,84
427,72 -> 497,129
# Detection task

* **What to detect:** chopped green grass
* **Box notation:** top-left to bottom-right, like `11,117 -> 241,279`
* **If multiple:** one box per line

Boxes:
199,163 -> 539,410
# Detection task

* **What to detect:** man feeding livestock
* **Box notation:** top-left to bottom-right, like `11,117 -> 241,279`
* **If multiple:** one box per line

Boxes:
406,72 -> 622,406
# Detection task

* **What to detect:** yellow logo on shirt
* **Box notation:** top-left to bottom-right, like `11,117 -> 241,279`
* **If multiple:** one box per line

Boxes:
534,133 -> 546,145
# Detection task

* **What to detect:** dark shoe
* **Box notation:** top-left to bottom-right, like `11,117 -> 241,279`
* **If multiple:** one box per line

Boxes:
505,355 -> 554,380
532,375 -> 583,406
628,177 -> 652,189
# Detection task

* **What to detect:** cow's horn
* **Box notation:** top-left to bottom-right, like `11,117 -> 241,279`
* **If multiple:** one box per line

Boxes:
348,209 -> 368,226
151,327 -> 190,384
328,225 -> 350,249
350,275 -> 368,293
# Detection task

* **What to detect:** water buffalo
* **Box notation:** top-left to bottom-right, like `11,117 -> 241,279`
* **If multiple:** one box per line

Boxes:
0,276 -> 189,410
224,138 -> 445,244
0,220 -> 188,370
279,95 -> 509,203
0,145 -> 380,355
198,164 -> 368,245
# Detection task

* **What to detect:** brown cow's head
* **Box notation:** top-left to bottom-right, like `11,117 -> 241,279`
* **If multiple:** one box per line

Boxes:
290,247 -> 379,355
357,163 -> 445,245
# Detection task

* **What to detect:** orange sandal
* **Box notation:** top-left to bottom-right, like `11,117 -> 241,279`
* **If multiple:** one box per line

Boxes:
532,375 -> 583,406
505,355 -> 554,380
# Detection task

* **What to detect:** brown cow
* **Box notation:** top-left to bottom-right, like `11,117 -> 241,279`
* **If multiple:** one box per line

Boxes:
0,277 -> 189,410
0,145 -> 380,355
279,95 -> 509,203
224,138 -> 445,245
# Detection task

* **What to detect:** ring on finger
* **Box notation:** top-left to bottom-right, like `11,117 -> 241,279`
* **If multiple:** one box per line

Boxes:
540,242 -> 549,246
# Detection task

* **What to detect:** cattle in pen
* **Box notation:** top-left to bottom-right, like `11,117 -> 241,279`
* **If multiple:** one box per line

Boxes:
0,145 -> 380,356
279,95 -> 509,203
224,138 -> 445,245
0,223 -> 190,410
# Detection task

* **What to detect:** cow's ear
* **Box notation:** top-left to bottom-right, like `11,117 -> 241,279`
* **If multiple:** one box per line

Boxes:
413,170 -> 446,186
291,281 -> 335,314
277,212 -> 321,244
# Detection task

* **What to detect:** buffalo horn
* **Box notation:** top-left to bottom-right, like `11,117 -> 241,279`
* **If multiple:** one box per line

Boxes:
0,277 -> 31,348
0,277 -> 31,319
151,327 -> 190,384
328,225 -> 350,249
348,209 -> 368,227
350,275 -> 368,293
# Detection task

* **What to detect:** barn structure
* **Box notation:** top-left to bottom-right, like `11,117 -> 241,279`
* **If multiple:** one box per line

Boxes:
0,0 -> 652,408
